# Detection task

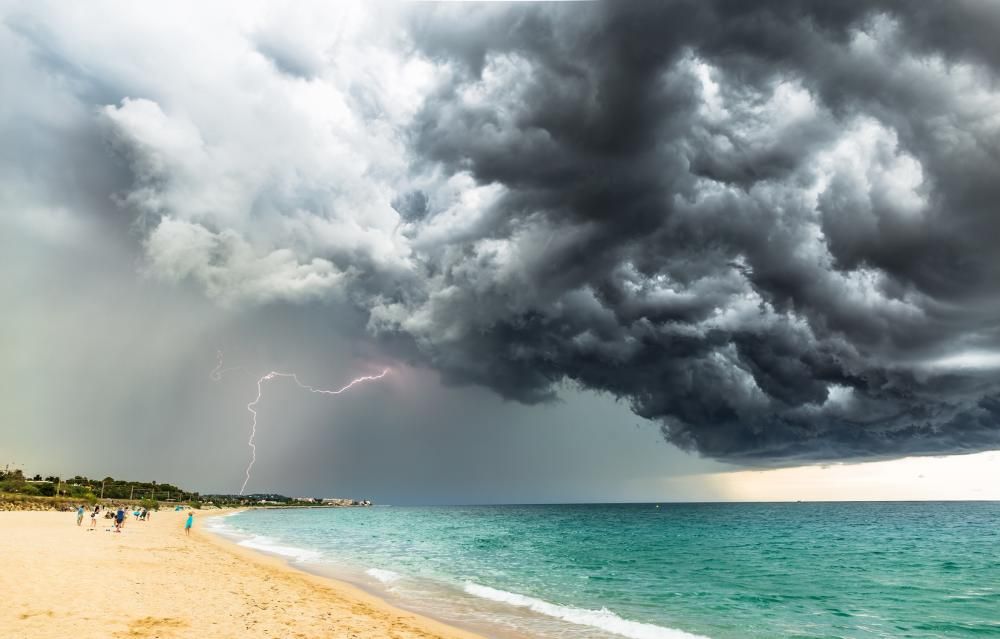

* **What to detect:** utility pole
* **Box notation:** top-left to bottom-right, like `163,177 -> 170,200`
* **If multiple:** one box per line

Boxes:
100,481 -> 105,499
129,486 -> 134,501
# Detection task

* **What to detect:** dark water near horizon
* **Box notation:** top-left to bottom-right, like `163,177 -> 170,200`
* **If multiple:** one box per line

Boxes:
208,502 -> 1000,639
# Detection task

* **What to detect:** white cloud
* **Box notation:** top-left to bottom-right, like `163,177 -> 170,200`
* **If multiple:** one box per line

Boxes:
59,2 -> 455,305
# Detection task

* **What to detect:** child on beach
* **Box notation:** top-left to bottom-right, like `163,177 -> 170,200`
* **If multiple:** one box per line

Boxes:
90,506 -> 98,529
185,512 -> 194,536
76,505 -> 84,526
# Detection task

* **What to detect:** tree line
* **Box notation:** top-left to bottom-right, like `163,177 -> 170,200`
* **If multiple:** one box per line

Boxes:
0,468 -> 198,504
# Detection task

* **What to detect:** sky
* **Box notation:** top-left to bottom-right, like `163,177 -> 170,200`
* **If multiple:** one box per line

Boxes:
2,1 -> 999,503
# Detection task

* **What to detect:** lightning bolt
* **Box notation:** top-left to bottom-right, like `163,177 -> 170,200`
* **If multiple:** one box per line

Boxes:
213,351 -> 390,495
209,350 -> 241,381
241,368 -> 389,495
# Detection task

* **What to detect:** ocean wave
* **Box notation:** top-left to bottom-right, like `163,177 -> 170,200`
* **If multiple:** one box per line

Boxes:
204,510 -> 245,533
463,583 -> 710,639
237,535 -> 322,562
366,568 -> 403,584
204,518 -> 234,532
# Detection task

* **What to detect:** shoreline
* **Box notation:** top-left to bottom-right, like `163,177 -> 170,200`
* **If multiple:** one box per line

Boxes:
199,511 -> 505,638
202,510 -> 533,639
0,509 -> 487,639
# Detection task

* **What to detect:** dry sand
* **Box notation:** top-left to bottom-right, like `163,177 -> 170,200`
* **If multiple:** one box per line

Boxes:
0,509 -> 485,639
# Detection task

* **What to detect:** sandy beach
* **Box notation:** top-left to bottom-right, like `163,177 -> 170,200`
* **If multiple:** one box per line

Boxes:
0,509 -> 485,639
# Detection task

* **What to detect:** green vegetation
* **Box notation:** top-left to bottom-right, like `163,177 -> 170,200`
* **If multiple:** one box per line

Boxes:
1,469 -> 370,510
0,468 -> 196,506
201,492 -> 298,506
200,493 -> 372,508
201,493 -> 306,507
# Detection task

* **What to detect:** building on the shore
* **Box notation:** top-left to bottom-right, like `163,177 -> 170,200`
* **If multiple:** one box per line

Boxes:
319,498 -> 372,506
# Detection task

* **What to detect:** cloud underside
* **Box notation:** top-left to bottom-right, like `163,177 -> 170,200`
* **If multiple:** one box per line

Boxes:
10,1 -> 1000,463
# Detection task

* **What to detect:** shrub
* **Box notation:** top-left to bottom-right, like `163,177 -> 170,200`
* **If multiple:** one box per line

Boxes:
0,479 -> 23,492
67,485 -> 97,504
7,483 -> 41,496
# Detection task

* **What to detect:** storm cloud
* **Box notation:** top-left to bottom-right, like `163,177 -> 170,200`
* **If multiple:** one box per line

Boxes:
6,1 -> 1000,464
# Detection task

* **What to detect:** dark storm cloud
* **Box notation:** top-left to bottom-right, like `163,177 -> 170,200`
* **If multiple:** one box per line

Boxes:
21,1 -> 999,468
378,1 -> 1000,463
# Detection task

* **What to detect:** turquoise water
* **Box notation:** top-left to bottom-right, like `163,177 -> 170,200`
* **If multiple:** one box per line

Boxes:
208,503 -> 1000,638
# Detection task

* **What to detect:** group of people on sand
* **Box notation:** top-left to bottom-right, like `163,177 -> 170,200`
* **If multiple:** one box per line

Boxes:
76,504 -> 153,532
74,503 -> 194,535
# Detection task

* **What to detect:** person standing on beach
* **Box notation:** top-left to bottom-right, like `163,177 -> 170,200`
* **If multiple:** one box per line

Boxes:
76,505 -> 84,526
115,506 -> 125,532
184,512 -> 194,536
90,506 -> 98,529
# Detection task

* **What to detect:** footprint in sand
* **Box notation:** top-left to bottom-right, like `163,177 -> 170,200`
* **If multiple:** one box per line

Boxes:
18,609 -> 55,620
114,616 -> 188,638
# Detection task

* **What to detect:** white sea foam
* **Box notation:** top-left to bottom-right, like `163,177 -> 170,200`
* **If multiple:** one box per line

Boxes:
204,518 -> 233,532
204,510 -> 246,533
464,583 -> 710,639
366,568 -> 403,584
237,535 -> 322,562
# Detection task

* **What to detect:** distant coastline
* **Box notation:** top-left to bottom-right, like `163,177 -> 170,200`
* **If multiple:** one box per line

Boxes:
0,495 -> 376,512
0,467 -> 374,511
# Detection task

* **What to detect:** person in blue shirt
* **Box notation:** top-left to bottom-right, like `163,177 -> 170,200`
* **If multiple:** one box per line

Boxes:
185,511 -> 194,536
76,505 -> 84,526
115,506 -> 125,532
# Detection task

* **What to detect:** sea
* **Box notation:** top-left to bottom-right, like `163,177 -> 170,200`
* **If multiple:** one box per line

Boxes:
206,502 -> 999,639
